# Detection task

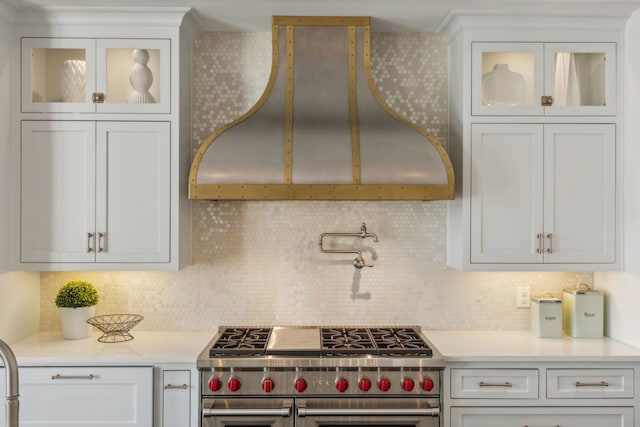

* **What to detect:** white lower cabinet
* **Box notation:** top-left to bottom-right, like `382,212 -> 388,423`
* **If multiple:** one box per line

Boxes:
162,369 -> 192,427
451,406 -> 633,427
447,365 -> 636,427
18,366 -> 153,427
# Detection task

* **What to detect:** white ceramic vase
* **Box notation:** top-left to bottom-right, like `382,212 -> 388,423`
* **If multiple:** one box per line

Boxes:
482,63 -> 526,106
60,59 -> 86,103
128,49 -> 156,104
59,306 -> 95,340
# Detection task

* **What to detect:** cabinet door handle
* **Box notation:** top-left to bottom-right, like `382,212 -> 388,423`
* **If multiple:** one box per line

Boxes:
576,381 -> 609,387
52,374 -> 95,380
541,95 -> 554,106
98,232 -> 105,253
164,383 -> 188,389
479,381 -> 512,387
546,233 -> 553,253
536,233 -> 544,254
87,232 -> 94,253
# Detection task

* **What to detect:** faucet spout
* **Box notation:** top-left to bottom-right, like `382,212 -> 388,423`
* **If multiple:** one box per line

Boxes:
0,339 -> 19,427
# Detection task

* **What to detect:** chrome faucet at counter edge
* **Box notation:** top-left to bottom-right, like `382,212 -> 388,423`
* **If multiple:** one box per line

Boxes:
0,339 -> 19,427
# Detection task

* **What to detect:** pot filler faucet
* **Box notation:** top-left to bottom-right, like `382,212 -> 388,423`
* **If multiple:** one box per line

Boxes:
319,223 -> 379,268
0,338 -> 19,427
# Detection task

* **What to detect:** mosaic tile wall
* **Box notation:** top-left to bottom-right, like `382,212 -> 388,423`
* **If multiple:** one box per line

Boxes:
40,32 -> 592,332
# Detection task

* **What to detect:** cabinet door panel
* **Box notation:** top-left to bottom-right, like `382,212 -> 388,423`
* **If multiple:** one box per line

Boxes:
21,121 -> 96,263
163,370 -> 191,427
451,406 -> 633,427
470,124 -> 543,263
543,124 -> 615,263
21,38 -> 96,113
544,43 -> 616,116
96,39 -> 171,114
95,121 -> 170,263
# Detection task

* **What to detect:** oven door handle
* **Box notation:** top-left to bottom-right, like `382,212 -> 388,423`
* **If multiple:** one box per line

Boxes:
203,402 -> 292,418
296,407 -> 440,417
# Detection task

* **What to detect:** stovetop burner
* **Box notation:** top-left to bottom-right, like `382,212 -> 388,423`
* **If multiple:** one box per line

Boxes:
208,327 -> 272,356
208,326 -> 432,358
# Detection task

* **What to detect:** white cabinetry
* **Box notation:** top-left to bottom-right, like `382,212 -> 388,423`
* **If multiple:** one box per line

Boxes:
470,123 -> 615,264
446,364 -> 637,427
472,42 -> 615,116
21,120 -> 170,265
14,8 -> 194,270
162,370 -> 192,427
21,37 -> 170,114
444,14 -> 622,271
18,366 -> 153,427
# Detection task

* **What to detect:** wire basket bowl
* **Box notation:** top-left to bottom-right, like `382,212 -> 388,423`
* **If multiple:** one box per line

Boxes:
87,314 -> 144,343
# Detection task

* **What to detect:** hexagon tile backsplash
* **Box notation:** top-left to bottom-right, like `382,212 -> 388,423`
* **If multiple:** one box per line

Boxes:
40,32 -> 592,332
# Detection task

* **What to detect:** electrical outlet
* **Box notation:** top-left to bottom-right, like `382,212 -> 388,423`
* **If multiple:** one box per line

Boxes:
517,286 -> 530,308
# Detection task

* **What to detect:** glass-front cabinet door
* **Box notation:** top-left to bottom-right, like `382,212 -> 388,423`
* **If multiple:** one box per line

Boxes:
472,42 -> 615,116
21,38 -> 170,114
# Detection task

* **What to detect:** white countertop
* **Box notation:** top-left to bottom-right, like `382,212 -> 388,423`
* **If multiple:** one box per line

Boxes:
8,331 -> 214,365
424,330 -> 640,362
5,330 -> 640,366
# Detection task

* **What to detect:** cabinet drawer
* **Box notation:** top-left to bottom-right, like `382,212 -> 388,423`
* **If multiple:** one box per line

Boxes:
451,406 -> 633,427
547,369 -> 634,398
20,366 -> 153,426
451,369 -> 538,399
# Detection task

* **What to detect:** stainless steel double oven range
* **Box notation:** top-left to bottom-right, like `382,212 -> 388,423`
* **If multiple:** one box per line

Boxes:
198,326 -> 443,427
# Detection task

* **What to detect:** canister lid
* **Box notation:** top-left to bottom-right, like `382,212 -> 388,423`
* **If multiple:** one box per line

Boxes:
532,292 -> 562,303
563,283 -> 602,295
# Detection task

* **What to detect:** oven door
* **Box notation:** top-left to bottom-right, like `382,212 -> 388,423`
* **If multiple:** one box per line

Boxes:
202,398 -> 294,427
296,398 -> 440,427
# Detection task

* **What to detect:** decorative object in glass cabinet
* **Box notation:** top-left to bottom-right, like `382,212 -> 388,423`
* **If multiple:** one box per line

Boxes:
106,47 -> 161,105
32,48 -> 87,103
482,63 -> 526,106
128,49 -> 156,104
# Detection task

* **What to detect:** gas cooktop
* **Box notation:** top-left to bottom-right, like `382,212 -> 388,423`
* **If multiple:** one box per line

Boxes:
207,326 -> 433,358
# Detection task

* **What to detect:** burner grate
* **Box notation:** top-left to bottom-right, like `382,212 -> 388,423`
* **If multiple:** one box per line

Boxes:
209,327 -> 272,357
320,327 -> 432,357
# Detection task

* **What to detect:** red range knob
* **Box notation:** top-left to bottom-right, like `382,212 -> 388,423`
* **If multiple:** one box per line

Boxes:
378,377 -> 391,392
262,378 -> 275,393
401,377 -> 415,392
335,377 -> 349,393
228,377 -> 242,392
208,377 -> 222,392
294,378 -> 308,393
421,377 -> 435,392
358,377 -> 372,392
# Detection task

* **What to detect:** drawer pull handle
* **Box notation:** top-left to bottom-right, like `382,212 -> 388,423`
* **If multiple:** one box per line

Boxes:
479,381 -> 513,387
164,383 -> 188,389
576,381 -> 609,387
52,374 -> 95,380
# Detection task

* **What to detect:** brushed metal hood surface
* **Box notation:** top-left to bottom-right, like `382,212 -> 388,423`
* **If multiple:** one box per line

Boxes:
189,16 -> 454,200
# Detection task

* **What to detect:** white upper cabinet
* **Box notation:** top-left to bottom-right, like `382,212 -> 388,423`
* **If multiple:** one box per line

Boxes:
20,120 -> 171,267
21,37 -> 170,114
472,42 -> 616,116
470,123 -> 616,265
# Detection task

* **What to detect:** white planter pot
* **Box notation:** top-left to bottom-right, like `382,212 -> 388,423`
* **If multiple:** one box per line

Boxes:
59,306 -> 96,340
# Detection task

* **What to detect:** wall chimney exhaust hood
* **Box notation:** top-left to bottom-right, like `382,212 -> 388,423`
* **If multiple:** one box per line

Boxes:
189,16 -> 454,201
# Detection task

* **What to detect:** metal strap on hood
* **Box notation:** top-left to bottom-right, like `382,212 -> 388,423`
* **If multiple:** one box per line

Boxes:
189,16 -> 454,200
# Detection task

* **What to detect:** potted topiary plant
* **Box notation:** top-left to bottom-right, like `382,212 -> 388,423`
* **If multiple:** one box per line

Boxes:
55,280 -> 99,339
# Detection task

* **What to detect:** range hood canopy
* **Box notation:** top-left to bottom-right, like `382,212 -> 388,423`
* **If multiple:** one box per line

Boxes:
189,16 -> 455,201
